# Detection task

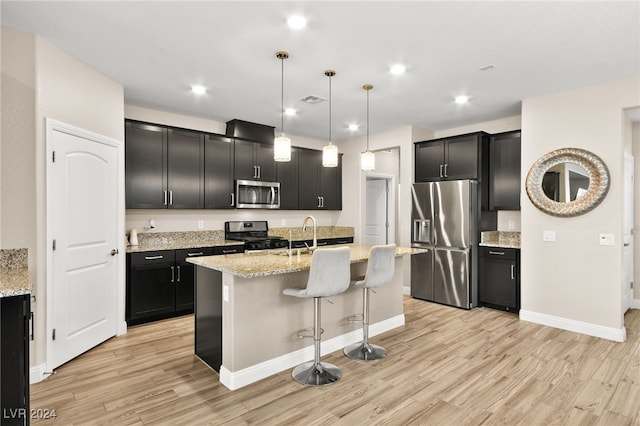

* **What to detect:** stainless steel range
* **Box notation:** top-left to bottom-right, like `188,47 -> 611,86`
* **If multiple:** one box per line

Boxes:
224,221 -> 288,251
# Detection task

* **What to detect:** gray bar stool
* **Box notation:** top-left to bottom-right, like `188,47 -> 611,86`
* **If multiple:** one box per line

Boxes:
283,246 -> 351,386
344,244 -> 396,361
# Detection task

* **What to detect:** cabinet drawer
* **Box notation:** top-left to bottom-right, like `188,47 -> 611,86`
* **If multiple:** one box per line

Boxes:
479,246 -> 517,261
130,250 -> 175,266
175,247 -> 214,262
213,245 -> 245,255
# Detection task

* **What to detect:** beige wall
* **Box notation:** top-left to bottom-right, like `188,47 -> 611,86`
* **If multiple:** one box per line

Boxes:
1,27 -> 125,372
520,76 -> 640,337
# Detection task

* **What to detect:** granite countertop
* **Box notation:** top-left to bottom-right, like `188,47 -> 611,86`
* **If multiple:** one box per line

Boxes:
480,231 -> 521,249
125,227 -> 355,254
187,244 -> 425,279
0,248 -> 32,298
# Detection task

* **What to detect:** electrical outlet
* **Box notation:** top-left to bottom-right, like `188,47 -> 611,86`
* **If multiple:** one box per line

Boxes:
198,220 -> 204,229
223,285 -> 229,302
599,233 -> 614,246
508,220 -> 515,230
543,230 -> 556,242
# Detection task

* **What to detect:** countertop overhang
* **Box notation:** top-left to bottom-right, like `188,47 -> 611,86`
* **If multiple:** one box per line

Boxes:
188,244 -> 424,278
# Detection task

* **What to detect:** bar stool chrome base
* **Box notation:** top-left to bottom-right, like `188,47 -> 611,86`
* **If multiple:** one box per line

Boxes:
292,361 -> 342,386
344,341 -> 387,361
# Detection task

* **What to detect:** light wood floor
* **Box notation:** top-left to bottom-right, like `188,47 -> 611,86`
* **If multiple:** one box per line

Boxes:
32,297 -> 640,425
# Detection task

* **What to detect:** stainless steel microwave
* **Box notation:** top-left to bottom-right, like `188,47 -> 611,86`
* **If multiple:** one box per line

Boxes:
235,180 -> 280,209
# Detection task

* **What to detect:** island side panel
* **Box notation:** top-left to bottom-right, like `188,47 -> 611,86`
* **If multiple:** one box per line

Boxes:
222,259 -> 404,373
194,266 -> 223,372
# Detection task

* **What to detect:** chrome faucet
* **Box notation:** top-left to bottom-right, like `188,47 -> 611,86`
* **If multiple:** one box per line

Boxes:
302,215 -> 317,252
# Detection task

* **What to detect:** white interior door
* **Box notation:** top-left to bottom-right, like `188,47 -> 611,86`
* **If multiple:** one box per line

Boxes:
365,175 -> 396,245
623,153 -> 634,313
365,179 -> 388,245
48,120 -> 120,369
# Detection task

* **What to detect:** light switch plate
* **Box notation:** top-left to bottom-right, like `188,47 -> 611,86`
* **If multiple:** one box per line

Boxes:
599,233 -> 615,246
543,230 -> 556,242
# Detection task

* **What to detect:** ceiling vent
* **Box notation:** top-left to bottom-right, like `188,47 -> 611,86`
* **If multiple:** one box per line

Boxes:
301,95 -> 326,104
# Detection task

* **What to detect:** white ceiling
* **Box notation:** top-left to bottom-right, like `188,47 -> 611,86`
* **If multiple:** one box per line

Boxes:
2,1 -> 639,141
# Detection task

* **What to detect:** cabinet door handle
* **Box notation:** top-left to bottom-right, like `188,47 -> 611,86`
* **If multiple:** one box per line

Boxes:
145,255 -> 164,260
169,190 -> 173,206
177,265 -> 181,282
439,164 -> 444,178
187,252 -> 204,257
489,251 -> 505,255
511,264 -> 515,280
230,193 -> 235,207
170,266 -> 175,283
257,165 -> 261,179
321,197 -> 324,208
443,163 -> 448,178
164,190 -> 168,206
317,196 -> 321,208
222,249 -> 237,254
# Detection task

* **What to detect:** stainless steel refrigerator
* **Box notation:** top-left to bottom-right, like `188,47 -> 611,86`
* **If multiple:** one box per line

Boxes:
410,180 -> 479,309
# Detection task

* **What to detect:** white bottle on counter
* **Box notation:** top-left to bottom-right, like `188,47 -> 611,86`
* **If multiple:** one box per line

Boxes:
129,229 -> 138,246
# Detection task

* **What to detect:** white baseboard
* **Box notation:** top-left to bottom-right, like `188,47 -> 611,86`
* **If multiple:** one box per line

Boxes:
30,363 -> 50,384
219,314 -> 405,390
519,309 -> 626,342
403,286 -> 411,296
632,298 -> 640,309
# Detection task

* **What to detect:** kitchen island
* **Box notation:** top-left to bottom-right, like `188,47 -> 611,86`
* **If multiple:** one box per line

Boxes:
188,244 -> 422,390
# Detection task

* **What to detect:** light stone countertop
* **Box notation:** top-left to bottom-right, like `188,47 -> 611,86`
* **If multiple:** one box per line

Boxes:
187,244 -> 424,278
0,268 -> 32,297
480,231 -> 521,249
127,239 -> 243,253
125,227 -> 355,254
0,248 -> 31,298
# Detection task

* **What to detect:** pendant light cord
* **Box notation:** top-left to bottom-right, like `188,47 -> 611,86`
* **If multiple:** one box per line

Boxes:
280,57 -> 284,135
366,88 -> 370,151
329,75 -> 332,143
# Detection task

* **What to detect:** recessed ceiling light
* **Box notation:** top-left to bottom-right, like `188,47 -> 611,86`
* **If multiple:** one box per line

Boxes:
454,95 -> 470,104
191,85 -> 206,95
287,15 -> 307,30
390,64 -> 406,75
284,108 -> 297,116
348,124 -> 359,131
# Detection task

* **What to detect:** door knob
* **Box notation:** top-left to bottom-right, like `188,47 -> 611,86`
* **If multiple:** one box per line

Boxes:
110,249 -> 119,256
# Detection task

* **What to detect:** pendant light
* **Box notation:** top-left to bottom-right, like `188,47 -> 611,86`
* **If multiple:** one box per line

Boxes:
322,70 -> 338,167
360,84 -> 375,171
274,51 -> 291,162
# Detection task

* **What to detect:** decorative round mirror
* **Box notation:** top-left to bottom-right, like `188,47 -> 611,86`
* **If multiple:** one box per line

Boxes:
526,148 -> 609,217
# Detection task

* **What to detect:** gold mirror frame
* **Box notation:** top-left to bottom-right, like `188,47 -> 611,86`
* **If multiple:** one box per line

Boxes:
525,148 -> 610,217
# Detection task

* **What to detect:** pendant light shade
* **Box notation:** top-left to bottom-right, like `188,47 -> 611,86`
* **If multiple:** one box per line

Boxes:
274,51 -> 291,162
322,70 -> 338,167
360,84 -> 375,171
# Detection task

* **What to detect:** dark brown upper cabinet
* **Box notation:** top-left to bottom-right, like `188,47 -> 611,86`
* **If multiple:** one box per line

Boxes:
204,134 -> 235,209
234,139 -> 276,182
125,121 -> 204,209
489,130 -> 521,210
415,132 -> 489,182
298,148 -> 342,210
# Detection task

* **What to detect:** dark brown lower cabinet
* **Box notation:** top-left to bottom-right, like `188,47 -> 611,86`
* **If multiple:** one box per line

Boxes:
1,295 -> 30,426
479,246 -> 520,313
127,245 -> 244,326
